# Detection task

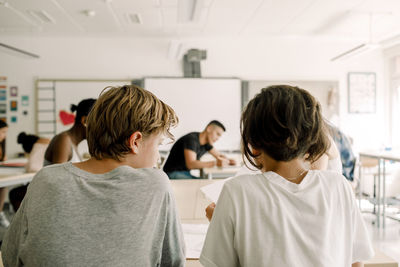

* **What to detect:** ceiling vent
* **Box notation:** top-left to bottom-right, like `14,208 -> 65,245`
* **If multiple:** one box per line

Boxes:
126,13 -> 142,24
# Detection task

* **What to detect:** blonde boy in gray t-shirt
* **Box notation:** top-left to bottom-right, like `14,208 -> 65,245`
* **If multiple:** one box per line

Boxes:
2,85 -> 185,267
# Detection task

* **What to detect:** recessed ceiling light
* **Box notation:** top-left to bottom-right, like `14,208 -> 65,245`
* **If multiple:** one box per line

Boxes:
82,9 -> 96,17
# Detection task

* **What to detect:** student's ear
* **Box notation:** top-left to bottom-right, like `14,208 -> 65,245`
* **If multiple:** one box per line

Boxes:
129,131 -> 143,154
81,116 -> 87,127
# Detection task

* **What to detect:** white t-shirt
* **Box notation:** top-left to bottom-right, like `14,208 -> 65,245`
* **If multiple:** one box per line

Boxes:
200,170 -> 374,267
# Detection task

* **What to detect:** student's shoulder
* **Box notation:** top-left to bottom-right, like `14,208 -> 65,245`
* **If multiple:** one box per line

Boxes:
30,163 -> 70,187
224,173 -> 263,191
314,170 -> 352,192
128,168 -> 171,189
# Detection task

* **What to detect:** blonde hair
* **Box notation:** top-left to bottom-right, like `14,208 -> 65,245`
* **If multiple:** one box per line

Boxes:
86,85 -> 178,161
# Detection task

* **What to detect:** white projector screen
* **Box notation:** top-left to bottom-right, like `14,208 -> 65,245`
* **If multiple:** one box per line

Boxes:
144,78 -> 242,151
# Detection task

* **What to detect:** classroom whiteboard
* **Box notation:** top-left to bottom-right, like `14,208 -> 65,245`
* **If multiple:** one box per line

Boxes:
144,78 -> 242,151
54,81 -> 130,133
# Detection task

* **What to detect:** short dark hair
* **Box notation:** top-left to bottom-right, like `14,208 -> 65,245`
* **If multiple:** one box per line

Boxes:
241,85 -> 329,169
207,120 -> 226,131
17,132 -> 39,153
70,98 -> 96,124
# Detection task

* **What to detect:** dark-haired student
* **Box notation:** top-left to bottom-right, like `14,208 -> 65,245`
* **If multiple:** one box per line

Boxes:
44,98 -> 96,166
0,120 -> 9,227
17,132 -> 50,173
8,133 -> 50,212
200,85 -> 373,267
2,85 -> 185,266
163,120 -> 236,179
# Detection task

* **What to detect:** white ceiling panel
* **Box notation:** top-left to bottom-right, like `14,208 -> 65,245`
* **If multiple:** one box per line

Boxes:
4,0 -> 84,33
202,0 -> 263,35
0,6 -> 35,29
0,0 -> 400,42
242,0 -> 318,35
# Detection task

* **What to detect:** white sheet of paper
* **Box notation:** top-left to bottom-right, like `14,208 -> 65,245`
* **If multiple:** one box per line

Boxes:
182,223 -> 209,259
200,177 -> 233,203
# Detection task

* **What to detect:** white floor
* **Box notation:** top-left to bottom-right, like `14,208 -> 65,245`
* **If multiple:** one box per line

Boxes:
362,212 -> 400,264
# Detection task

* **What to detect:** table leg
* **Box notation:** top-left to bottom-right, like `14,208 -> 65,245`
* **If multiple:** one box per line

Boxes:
358,161 -> 362,209
383,160 -> 386,229
377,159 -> 381,228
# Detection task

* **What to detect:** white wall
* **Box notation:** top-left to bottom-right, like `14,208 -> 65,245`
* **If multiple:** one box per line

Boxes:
0,35 -> 387,156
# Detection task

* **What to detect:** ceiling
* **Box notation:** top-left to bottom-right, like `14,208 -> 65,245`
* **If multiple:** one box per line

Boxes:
1,0 -> 400,44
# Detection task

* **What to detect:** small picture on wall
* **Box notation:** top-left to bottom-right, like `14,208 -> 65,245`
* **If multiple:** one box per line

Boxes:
0,90 -> 6,101
10,100 -> 17,111
10,86 -> 18,97
10,116 -> 17,123
0,103 -> 6,114
0,77 -> 6,82
21,95 -> 29,106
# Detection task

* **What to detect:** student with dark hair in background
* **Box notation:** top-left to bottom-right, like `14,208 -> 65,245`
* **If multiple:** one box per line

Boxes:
0,120 -> 9,227
17,132 -> 50,172
163,120 -> 236,179
8,133 -> 50,212
44,98 -> 96,166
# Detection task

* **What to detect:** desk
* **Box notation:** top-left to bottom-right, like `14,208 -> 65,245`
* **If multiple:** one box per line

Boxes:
359,150 -> 400,228
202,165 -> 242,179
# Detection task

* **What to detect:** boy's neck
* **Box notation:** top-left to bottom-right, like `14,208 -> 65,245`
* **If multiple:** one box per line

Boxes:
199,131 -> 208,145
261,156 -> 310,184
73,157 -> 130,174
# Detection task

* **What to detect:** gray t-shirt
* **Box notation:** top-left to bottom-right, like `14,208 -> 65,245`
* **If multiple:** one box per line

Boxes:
2,162 -> 185,267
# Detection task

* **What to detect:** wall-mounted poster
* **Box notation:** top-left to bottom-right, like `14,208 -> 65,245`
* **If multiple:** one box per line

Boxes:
0,90 -> 6,101
348,72 -> 376,113
0,103 -> 6,114
10,100 -> 17,111
10,86 -> 18,97
21,95 -> 29,106
10,116 -> 17,123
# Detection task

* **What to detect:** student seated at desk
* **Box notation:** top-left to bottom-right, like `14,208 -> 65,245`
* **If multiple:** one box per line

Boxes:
0,120 -> 9,227
17,132 -> 50,172
163,120 -> 236,179
44,98 -> 96,166
200,85 -> 373,267
7,133 -> 50,212
2,85 -> 185,266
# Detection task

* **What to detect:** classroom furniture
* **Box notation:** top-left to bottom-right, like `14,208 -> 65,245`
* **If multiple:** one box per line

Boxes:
170,179 -> 216,222
359,150 -> 400,228
0,172 -> 34,188
201,165 -> 242,179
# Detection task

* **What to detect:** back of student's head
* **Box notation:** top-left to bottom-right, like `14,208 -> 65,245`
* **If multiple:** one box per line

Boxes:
70,98 -> 96,125
17,132 -> 39,153
86,85 -> 178,161
241,85 -> 329,169
0,120 -> 7,130
206,120 -> 226,131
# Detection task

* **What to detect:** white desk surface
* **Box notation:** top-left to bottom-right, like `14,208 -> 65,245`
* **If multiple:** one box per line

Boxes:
360,149 -> 400,162
0,158 -> 35,187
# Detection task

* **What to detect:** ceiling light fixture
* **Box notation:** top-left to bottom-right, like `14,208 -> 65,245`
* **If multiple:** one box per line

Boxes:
82,9 -> 96,17
178,0 -> 203,23
28,10 -> 56,24
0,43 -> 40,58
